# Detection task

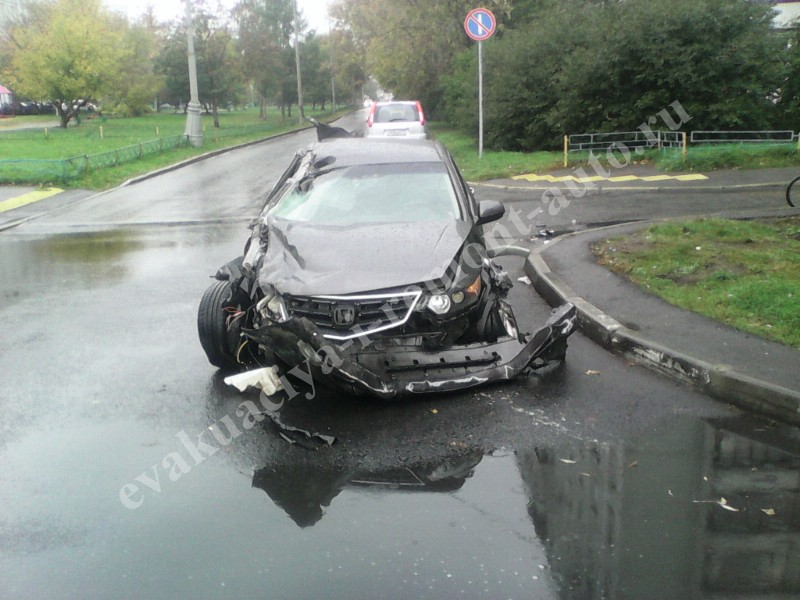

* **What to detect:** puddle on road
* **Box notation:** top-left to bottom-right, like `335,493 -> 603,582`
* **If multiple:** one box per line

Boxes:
248,413 -> 800,599
0,225 -> 244,305
2,406 -> 799,599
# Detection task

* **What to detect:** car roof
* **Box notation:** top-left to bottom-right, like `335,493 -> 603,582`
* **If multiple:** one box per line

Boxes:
374,100 -> 419,106
310,138 -> 449,168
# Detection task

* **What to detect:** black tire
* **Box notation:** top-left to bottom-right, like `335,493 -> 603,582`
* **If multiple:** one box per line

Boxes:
786,175 -> 800,208
198,280 -> 240,369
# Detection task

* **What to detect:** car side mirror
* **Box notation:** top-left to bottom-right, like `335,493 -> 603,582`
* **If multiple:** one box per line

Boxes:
477,200 -> 505,226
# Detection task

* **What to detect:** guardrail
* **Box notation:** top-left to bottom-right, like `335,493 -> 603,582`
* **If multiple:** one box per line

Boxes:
568,131 -> 661,152
563,129 -> 799,167
690,130 -> 796,144
564,130 -> 688,167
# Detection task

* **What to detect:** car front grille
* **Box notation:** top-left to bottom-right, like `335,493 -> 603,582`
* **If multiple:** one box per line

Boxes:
287,290 -> 422,340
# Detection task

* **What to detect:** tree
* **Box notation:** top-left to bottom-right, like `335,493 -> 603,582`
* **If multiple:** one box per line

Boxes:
302,33 -> 328,110
549,0 -> 783,136
6,0 -> 128,127
327,25 -> 367,107
331,0 -> 510,116
157,7 -> 244,126
105,16 -> 164,117
234,0 -> 298,119
444,0 -> 785,150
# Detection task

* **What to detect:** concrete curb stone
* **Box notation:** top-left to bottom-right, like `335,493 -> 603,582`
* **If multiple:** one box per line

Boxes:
525,227 -> 800,426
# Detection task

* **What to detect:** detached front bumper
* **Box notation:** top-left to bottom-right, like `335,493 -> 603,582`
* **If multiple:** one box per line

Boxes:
244,303 -> 577,399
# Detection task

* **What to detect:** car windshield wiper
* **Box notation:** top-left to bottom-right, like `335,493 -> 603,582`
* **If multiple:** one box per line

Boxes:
296,166 -> 345,191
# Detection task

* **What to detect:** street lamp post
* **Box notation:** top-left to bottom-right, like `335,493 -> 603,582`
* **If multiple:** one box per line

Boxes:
293,0 -> 304,124
328,16 -> 336,113
184,0 -> 203,147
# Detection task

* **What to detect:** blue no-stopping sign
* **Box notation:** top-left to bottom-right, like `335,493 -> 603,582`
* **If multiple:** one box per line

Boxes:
464,8 -> 496,42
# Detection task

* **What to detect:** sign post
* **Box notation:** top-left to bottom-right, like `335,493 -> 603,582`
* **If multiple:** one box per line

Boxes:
464,8 -> 496,159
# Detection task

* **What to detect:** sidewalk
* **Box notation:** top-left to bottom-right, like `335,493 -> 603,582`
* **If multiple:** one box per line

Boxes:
524,212 -> 800,425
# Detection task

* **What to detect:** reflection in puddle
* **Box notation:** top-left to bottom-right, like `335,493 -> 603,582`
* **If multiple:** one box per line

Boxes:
250,414 -> 800,599
518,416 -> 800,599
0,230 -> 146,300
0,225 -> 242,306
253,452 -> 483,528
31,230 -> 147,263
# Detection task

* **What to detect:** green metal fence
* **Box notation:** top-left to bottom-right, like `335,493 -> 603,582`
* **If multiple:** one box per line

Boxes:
0,134 -> 188,184
0,118 -> 321,184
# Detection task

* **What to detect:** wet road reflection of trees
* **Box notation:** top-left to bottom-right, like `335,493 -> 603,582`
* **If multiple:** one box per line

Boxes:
247,408 -> 800,599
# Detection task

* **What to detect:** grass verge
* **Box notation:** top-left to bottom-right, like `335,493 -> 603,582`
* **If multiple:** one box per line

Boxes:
429,125 -> 565,180
0,109 -> 344,189
430,125 -> 800,179
657,143 -> 800,172
593,217 -> 800,348
6,118 -> 800,189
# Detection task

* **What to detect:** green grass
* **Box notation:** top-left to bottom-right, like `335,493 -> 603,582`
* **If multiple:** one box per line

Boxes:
0,114 -> 59,129
656,143 -> 800,172
430,124 -> 800,178
6,116 -> 800,189
593,217 -> 800,348
429,124 -> 564,180
0,108 -> 344,189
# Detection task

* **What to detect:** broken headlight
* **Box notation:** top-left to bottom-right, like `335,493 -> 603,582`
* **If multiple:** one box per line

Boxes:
423,275 -> 482,316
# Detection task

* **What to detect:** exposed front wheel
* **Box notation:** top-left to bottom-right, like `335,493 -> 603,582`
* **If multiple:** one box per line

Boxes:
197,280 -> 241,369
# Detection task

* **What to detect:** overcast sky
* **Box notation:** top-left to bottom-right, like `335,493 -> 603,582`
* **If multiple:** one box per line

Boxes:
103,0 -> 334,33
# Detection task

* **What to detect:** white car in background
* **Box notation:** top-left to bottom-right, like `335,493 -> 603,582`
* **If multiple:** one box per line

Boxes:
365,100 -> 427,139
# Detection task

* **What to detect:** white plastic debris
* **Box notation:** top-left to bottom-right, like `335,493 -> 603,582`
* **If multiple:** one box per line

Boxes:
224,366 -> 284,396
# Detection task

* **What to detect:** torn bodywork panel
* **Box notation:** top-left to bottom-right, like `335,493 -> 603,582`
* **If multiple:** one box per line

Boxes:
198,130 -> 577,398
242,302 -> 576,399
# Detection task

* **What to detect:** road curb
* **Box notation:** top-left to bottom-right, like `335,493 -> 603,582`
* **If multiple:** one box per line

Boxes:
476,181 -> 786,194
0,123 -> 321,233
525,227 -> 800,426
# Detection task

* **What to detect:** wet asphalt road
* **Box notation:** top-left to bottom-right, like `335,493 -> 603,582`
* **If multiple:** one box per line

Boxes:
2,115 -> 799,599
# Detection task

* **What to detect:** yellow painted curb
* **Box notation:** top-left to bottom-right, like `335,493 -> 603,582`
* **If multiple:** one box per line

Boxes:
0,187 -> 63,214
511,173 -> 709,183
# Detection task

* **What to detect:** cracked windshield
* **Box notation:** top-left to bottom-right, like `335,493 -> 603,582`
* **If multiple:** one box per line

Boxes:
1,0 -> 798,598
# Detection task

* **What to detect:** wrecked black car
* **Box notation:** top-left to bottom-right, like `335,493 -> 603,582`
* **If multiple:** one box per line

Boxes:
198,130 -> 576,399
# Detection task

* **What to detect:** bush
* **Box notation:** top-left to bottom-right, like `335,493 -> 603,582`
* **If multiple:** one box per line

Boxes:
445,0 -> 785,151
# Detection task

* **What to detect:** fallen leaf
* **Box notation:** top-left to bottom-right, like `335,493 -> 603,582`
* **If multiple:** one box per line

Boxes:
761,508 -> 776,516
718,497 -> 739,512
585,370 -> 601,376
627,460 -> 639,468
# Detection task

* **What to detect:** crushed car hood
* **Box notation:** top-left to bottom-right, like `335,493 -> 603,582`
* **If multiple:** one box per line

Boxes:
259,218 -> 472,296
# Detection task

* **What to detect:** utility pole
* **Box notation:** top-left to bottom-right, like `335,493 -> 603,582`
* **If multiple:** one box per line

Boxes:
183,0 -> 203,147
328,16 -> 336,113
293,0 -> 304,124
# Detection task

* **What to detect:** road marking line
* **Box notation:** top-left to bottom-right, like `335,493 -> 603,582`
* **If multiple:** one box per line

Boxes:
512,173 -> 709,183
0,187 -> 63,213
